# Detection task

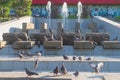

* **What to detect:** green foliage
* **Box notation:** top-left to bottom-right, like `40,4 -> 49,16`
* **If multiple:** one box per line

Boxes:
0,0 -> 32,21
11,0 -> 32,18
68,15 -> 77,19
115,16 -> 120,21
0,0 -> 12,20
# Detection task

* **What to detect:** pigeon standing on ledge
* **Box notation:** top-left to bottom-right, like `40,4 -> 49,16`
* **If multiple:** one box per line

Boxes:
63,55 -> 69,60
53,66 -> 59,76
25,68 -> 39,76
73,70 -> 79,77
60,63 -> 67,75
73,56 -> 76,60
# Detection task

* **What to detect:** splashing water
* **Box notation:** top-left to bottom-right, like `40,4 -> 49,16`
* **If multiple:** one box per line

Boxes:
77,1 -> 82,22
46,1 -> 51,28
61,2 -> 68,29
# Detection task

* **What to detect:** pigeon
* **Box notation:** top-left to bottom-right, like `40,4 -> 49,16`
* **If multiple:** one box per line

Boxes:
73,70 -> 79,77
86,57 -> 91,60
60,63 -> 67,75
25,68 -> 39,76
18,51 -> 24,59
36,51 -> 42,57
63,55 -> 69,60
53,66 -> 59,76
73,56 -> 76,60
78,56 -> 82,60
34,57 -> 39,69
90,62 -> 104,73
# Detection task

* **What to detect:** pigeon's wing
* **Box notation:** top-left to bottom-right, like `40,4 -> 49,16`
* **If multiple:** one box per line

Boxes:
97,62 -> 104,69
90,63 -> 96,69
27,69 -> 39,75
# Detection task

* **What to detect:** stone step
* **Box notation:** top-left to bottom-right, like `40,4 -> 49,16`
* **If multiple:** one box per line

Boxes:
0,56 -> 119,72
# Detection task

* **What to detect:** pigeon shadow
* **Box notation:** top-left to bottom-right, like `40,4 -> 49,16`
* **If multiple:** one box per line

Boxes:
88,75 -> 104,79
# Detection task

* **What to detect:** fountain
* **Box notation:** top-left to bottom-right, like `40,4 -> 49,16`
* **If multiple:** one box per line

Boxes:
77,1 -> 82,23
61,2 -> 68,30
46,1 -> 51,29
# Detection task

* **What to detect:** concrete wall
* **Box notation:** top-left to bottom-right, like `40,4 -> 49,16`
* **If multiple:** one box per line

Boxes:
94,16 -> 120,40
1,45 -> 120,56
0,16 -> 33,40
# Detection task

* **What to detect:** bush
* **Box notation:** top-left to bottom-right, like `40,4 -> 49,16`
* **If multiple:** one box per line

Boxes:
115,16 -> 120,21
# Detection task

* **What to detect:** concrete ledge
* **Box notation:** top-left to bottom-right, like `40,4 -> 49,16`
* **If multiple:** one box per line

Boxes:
30,33 -> 47,44
0,72 -> 73,80
12,41 -> 35,49
0,41 -> 6,48
74,41 -> 95,49
3,33 -> 28,44
102,41 -> 120,49
22,23 -> 34,32
43,41 -> 63,49
85,32 -> 110,45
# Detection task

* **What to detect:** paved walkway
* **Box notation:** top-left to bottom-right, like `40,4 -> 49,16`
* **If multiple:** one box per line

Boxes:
0,72 -> 119,80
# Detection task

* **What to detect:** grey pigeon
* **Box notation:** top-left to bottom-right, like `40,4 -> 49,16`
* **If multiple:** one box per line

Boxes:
90,62 -> 104,73
60,63 -> 67,75
53,66 -> 59,76
73,70 -> 79,77
34,57 -> 39,69
63,55 -> 69,60
78,56 -> 82,60
25,68 -> 39,76
18,51 -> 24,59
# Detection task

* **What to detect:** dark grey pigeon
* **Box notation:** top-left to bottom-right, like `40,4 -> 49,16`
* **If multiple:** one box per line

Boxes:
53,66 -> 59,76
63,55 -> 69,60
73,56 -> 76,60
86,57 -> 91,60
73,70 -> 79,77
25,68 -> 39,76
18,51 -> 24,59
60,63 -> 67,75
